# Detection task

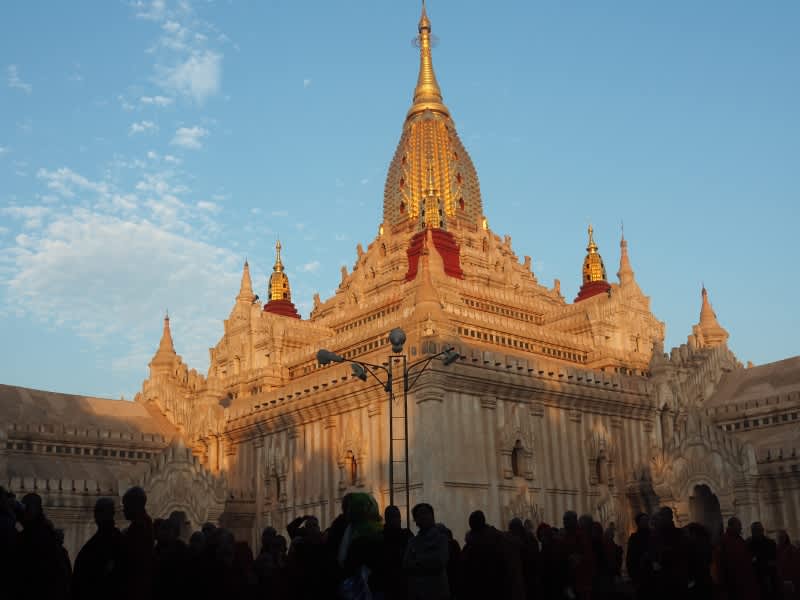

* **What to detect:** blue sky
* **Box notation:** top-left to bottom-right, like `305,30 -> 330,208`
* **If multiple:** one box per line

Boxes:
1,0 -> 798,399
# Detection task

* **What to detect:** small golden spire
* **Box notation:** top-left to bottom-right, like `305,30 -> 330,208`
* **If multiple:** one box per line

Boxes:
407,1 -> 450,120
269,239 -> 291,301
582,224 -> 607,283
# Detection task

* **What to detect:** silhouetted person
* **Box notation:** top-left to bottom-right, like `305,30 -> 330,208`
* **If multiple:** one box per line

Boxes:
0,487 -> 18,575
15,492 -> 69,599
153,514 -> 189,600
508,518 -> 539,600
287,515 -> 333,598
719,517 -> 760,600
438,525 -> 462,600
72,497 -> 123,600
120,486 -> 154,600
326,494 -> 352,558
649,507 -> 689,600
536,522 -> 559,600
748,522 -> 780,600
777,531 -> 800,600
590,521 -> 614,600
685,522 -> 712,600
626,513 -> 652,598
461,510 -> 510,600
383,505 -> 414,600
254,527 -> 287,600
404,503 -> 449,600
558,510 -> 594,600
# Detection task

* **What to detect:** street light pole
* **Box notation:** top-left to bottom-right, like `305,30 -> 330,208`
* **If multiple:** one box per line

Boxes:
317,330 -> 460,527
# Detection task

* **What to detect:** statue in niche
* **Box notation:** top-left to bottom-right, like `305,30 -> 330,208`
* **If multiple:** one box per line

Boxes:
340,266 -> 348,287
313,293 -> 321,310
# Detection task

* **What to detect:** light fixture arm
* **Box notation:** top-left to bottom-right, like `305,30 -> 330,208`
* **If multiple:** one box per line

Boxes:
404,346 -> 459,393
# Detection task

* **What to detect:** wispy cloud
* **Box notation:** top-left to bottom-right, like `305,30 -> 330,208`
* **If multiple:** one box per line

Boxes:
196,200 -> 220,213
129,120 -> 159,135
0,146 -> 9,156
132,1 -> 226,104
303,78 -> 312,89
170,125 -> 208,149
271,210 -> 289,217
159,51 -> 221,103
7,65 -> 32,93
140,95 -> 173,107
299,260 -> 321,273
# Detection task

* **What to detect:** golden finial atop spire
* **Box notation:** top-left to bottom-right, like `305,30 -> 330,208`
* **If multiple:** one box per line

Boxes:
407,1 -> 450,120
269,239 -> 290,301
587,224 -> 598,254
273,239 -> 284,273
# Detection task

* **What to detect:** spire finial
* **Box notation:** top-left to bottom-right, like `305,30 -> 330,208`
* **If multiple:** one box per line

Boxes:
273,239 -> 284,273
237,258 -> 255,302
408,2 -> 450,119
587,224 -> 598,254
617,224 -> 637,286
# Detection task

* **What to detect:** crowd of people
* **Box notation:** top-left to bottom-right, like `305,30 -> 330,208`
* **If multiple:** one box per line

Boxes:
2,484 -> 800,599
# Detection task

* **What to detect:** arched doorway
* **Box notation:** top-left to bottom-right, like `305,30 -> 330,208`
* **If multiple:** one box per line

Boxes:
689,484 -> 723,543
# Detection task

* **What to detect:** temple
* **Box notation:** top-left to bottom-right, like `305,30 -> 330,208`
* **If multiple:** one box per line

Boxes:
2,5 -> 798,559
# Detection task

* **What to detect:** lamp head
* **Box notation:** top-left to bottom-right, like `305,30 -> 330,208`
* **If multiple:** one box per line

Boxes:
351,362 -> 368,382
317,349 -> 345,366
388,328 -> 407,354
442,348 -> 460,366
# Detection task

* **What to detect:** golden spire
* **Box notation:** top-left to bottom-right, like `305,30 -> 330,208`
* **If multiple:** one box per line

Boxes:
407,1 -> 450,120
582,224 -> 607,283
269,239 -> 291,301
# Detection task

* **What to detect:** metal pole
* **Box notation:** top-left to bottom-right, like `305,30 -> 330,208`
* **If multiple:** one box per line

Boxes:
403,354 -> 410,529
388,358 -> 394,510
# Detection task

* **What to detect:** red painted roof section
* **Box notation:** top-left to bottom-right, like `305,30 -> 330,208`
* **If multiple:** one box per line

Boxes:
263,299 -> 301,319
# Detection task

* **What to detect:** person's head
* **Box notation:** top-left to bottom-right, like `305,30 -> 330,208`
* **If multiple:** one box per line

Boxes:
122,486 -> 147,521
215,529 -> 236,566
202,522 -> 217,538
563,510 -> 578,532
468,510 -> 487,532
508,517 -> 525,536
261,526 -> 277,549
302,515 -> 320,536
21,493 -> 44,526
579,514 -> 594,532
727,517 -> 742,536
341,493 -> 353,516
634,513 -> 650,531
412,503 -> 435,531
93,497 -> 115,528
190,531 -> 206,554
751,521 -> 765,540
384,505 -> 402,530
656,507 -> 674,531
